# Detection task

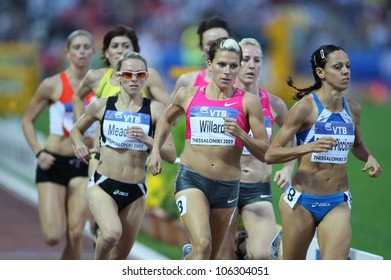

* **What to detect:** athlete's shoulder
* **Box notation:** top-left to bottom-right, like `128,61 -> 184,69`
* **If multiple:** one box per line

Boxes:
43,69 -> 66,84
177,84 -> 198,96
243,89 -> 261,102
345,97 -> 361,116
146,67 -> 162,80
93,96 -> 108,105
173,85 -> 198,105
177,71 -> 199,87
345,97 -> 360,109
287,96 -> 316,125
85,67 -> 110,82
38,72 -> 62,96
268,93 -> 288,111
293,95 -> 314,111
147,67 -> 159,75
88,97 -> 108,112
242,90 -> 262,114
150,99 -> 165,115
180,70 -> 200,79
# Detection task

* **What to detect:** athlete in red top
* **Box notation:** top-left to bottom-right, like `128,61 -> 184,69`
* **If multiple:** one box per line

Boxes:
22,30 -> 95,259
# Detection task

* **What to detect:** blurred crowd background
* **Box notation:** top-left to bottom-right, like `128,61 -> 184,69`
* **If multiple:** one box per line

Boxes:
1,0 -> 390,115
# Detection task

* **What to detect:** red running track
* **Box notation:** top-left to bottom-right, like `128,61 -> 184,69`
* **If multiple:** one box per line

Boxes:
0,185 -> 94,260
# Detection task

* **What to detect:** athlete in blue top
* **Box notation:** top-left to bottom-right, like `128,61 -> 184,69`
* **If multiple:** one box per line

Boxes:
265,44 -> 382,260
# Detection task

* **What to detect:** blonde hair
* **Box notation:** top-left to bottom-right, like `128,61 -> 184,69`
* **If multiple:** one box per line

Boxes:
115,51 -> 148,71
208,37 -> 242,61
66,29 -> 93,49
238,38 -> 263,59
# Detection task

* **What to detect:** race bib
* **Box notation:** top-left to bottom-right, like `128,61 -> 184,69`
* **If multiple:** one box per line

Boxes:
189,106 -> 238,146
242,116 -> 272,155
283,185 -> 302,208
311,122 -> 355,164
102,110 -> 150,151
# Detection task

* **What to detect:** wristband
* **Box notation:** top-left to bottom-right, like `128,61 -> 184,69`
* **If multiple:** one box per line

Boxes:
36,150 -> 44,158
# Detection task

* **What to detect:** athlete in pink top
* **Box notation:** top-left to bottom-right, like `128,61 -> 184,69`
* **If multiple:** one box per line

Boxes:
258,88 -> 275,141
192,69 -> 208,86
173,15 -> 231,93
171,16 -> 232,150
217,38 -> 296,260
185,85 -> 249,147
149,38 -> 269,260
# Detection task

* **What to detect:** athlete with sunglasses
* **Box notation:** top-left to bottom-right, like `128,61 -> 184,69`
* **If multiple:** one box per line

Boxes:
73,24 -> 170,175
71,52 -> 176,259
73,24 -> 170,116
72,25 -> 170,241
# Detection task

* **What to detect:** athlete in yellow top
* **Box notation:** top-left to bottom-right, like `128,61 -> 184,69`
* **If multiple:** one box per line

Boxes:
73,24 -> 170,121
73,25 -> 170,159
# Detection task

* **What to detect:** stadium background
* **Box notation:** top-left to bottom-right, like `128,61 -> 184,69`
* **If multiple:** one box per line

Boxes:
0,0 -> 390,259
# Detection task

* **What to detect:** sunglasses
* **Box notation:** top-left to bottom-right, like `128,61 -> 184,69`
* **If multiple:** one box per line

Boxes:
116,71 -> 148,80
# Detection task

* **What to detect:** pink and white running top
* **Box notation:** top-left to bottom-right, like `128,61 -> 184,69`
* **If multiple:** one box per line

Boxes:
185,86 -> 249,147
242,87 -> 274,155
193,69 -> 208,86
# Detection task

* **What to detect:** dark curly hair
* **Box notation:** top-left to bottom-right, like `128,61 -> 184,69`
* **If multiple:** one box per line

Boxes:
101,25 -> 140,67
